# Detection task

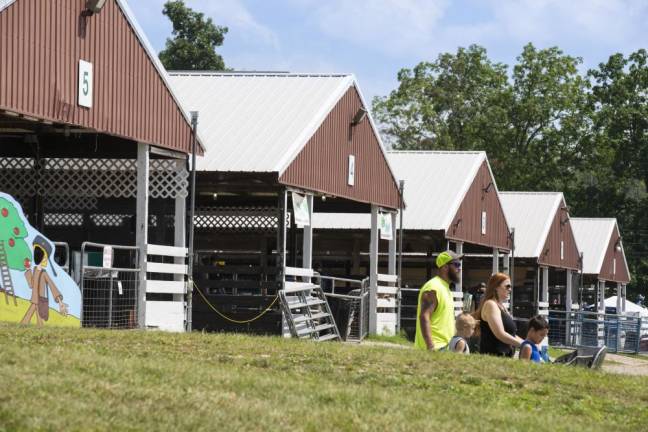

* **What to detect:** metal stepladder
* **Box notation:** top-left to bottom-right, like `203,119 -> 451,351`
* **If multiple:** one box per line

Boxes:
0,241 -> 18,306
279,266 -> 340,342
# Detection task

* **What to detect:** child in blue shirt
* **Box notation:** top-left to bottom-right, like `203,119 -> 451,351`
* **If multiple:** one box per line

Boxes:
519,315 -> 549,363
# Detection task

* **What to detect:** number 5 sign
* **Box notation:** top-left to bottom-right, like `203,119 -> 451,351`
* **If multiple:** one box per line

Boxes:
78,60 -> 93,108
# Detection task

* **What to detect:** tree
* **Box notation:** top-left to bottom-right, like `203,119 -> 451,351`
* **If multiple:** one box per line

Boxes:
500,44 -> 590,192
580,50 -> 648,298
372,45 -> 510,151
0,197 -> 31,272
373,43 -> 590,193
373,44 -> 647,300
159,1 -> 228,71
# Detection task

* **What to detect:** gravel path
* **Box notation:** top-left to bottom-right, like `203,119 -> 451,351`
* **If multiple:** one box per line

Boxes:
602,353 -> 648,376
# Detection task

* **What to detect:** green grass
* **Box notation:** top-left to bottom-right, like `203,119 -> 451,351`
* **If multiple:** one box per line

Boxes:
2,323 -> 648,431
365,332 -> 412,346
548,346 -> 570,359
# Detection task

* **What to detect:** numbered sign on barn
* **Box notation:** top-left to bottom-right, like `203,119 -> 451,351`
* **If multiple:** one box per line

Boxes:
78,60 -> 93,108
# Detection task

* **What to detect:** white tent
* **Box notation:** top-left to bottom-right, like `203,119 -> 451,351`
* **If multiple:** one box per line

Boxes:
605,296 -> 648,318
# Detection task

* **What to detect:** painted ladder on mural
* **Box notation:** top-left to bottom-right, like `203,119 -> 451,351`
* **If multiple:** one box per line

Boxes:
0,240 -> 17,306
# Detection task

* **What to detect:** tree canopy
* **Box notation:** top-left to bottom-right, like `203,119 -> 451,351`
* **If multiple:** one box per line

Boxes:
159,1 -> 228,71
373,44 -> 648,298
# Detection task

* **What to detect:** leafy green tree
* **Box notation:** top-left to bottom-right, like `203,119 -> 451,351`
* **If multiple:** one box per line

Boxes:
372,45 -> 510,151
501,44 -> 590,192
374,44 -> 648,299
579,50 -> 648,298
159,1 -> 228,71
373,43 -> 590,194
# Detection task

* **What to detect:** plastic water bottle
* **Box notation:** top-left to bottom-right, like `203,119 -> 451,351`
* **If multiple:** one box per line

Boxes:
540,345 -> 549,363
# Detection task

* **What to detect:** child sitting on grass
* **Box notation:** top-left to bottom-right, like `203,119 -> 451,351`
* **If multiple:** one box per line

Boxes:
519,315 -> 549,363
448,312 -> 477,354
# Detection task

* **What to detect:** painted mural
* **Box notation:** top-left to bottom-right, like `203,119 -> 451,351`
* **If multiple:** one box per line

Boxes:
0,192 -> 81,326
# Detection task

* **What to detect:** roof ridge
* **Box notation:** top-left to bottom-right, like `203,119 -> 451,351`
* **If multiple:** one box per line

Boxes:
168,71 -> 353,78
500,191 -> 562,195
387,150 -> 485,155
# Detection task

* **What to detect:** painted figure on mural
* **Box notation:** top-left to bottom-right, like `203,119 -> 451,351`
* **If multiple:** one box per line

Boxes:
20,236 -> 68,325
0,192 -> 81,327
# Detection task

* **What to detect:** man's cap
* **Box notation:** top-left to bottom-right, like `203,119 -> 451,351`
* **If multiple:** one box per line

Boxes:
436,250 -> 464,268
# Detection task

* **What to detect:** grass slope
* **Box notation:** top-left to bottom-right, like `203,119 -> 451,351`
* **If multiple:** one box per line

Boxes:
1,324 -> 647,431
0,296 -> 80,327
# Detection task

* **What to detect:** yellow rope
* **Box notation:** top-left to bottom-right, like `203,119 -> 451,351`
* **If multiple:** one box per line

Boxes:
191,280 -> 279,324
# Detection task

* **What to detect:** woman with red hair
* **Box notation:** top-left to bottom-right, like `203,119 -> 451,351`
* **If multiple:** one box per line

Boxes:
474,272 -> 523,357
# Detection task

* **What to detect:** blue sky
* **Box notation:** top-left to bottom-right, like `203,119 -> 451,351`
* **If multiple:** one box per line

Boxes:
130,0 -> 648,103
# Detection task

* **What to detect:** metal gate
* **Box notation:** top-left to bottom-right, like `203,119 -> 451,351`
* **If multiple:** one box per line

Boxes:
319,275 -> 369,342
80,242 -> 140,329
548,310 -> 647,354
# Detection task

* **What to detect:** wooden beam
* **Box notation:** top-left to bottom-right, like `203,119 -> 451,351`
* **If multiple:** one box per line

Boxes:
369,204 -> 379,334
136,143 -> 149,328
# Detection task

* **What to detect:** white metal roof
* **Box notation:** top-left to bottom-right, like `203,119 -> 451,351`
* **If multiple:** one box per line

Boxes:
570,218 -> 629,277
313,151 -> 490,231
605,296 -> 648,317
0,0 -> 16,12
168,72 -> 371,173
499,192 -> 564,259
312,212 -> 370,229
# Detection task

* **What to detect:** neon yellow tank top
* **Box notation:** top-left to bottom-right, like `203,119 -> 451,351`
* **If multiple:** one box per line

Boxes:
414,276 -> 455,350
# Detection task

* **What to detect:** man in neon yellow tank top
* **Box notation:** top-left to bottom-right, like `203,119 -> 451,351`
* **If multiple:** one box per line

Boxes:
415,250 -> 463,350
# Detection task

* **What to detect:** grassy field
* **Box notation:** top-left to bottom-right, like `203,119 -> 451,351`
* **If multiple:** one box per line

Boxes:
2,324 -> 648,431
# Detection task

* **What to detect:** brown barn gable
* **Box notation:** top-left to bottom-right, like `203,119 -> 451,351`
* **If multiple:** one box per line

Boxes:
598,224 -> 631,283
538,197 -> 580,270
446,160 -> 511,250
0,0 -> 198,154
279,86 -> 401,209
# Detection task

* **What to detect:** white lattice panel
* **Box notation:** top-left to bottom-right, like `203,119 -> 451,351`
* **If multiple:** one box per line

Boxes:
43,158 -> 137,198
150,159 -> 189,199
0,157 -> 189,200
90,214 -> 158,228
44,213 -> 84,226
195,207 -> 278,232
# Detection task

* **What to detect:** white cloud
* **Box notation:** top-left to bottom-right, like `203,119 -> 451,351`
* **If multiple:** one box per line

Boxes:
290,0 -> 450,57
191,0 -> 280,50
487,0 -> 647,51
130,0 -> 648,103
129,0 -> 281,53
285,0 -> 646,63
